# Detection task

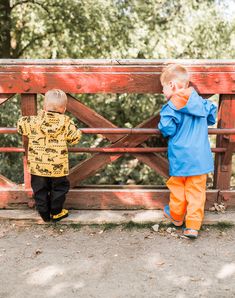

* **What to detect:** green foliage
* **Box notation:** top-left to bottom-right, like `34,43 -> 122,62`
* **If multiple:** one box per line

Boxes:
8,0 -> 133,58
0,95 -> 23,183
0,0 -> 235,184
3,0 -> 235,59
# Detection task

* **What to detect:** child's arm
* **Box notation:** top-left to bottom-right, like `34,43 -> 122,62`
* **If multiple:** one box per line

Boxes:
158,105 -> 180,138
203,99 -> 217,126
17,116 -> 31,136
66,120 -> 82,145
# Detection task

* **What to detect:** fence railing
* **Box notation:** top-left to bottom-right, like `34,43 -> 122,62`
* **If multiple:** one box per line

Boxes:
0,59 -> 234,210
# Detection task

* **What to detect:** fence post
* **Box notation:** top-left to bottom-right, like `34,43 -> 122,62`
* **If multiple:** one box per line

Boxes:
214,95 -> 235,194
21,94 -> 37,190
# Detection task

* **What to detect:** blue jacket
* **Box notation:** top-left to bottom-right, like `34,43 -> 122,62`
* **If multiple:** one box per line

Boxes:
158,89 -> 217,176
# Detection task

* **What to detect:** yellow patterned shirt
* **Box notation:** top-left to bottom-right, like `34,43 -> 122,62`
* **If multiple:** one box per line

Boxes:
17,110 -> 82,177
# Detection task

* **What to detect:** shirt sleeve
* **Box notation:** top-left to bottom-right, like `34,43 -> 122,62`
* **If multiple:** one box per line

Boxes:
158,105 -> 180,138
17,116 -> 31,136
66,119 -> 82,145
203,99 -> 217,126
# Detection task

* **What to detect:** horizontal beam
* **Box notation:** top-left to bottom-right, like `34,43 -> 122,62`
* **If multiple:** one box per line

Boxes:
0,187 -> 220,209
1,127 -> 235,135
0,147 -> 229,153
1,59 -> 235,65
220,190 -> 235,209
0,59 -> 234,94
65,189 -> 218,210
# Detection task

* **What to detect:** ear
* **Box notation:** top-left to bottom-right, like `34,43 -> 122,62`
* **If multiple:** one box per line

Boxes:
169,81 -> 174,88
169,80 -> 177,90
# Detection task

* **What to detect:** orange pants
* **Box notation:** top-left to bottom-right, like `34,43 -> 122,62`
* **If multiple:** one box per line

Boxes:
166,175 -> 207,230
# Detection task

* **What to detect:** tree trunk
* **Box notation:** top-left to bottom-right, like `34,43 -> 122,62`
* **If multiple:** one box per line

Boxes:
0,0 -> 12,58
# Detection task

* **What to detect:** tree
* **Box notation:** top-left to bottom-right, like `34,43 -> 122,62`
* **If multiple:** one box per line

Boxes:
0,0 -> 234,184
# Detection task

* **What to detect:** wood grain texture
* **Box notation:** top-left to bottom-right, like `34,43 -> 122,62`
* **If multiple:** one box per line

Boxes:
0,188 -> 218,210
1,127 -> 235,135
214,95 -> 235,190
0,59 -> 234,210
67,94 -> 122,142
21,94 -> 37,189
68,114 -> 169,187
0,59 -> 234,94
0,93 -> 14,105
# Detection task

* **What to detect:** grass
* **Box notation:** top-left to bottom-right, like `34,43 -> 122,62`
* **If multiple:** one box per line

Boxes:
214,222 -> 234,230
122,221 -> 168,230
202,222 -> 234,231
46,221 -> 172,231
50,221 -> 235,233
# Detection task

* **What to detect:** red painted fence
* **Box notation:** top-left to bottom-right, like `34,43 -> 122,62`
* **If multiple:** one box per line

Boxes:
0,59 -> 235,210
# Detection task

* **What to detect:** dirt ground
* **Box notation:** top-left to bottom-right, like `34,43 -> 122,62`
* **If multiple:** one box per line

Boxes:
0,222 -> 235,298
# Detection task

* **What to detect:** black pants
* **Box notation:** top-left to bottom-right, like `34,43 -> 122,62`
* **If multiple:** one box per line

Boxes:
31,175 -> 70,220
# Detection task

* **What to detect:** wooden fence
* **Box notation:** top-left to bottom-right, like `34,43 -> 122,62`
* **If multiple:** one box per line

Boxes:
0,59 -> 234,209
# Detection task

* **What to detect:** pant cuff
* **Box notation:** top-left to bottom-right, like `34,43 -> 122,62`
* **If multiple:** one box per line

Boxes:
170,209 -> 185,221
186,220 -> 202,230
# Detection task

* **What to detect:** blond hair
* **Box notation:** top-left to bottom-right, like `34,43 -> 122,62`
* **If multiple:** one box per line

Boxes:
160,64 -> 189,87
44,89 -> 67,112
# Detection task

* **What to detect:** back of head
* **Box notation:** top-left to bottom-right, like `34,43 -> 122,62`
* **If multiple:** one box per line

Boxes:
160,64 -> 189,88
44,89 -> 67,113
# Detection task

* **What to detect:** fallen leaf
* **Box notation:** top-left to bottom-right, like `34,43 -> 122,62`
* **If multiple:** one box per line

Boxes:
35,249 -> 42,255
152,224 -> 160,232
156,262 -> 165,266
166,227 -> 172,233
144,235 -> 154,239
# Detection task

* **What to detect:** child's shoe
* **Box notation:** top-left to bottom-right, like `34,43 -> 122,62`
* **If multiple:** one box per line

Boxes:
163,205 -> 184,227
52,209 -> 69,222
183,228 -> 198,239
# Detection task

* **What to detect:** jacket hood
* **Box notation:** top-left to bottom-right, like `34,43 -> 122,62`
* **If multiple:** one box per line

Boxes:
39,110 -> 66,137
168,88 -> 206,117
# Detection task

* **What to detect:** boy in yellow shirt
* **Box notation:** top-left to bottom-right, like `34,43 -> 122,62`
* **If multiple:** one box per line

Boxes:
17,89 -> 82,222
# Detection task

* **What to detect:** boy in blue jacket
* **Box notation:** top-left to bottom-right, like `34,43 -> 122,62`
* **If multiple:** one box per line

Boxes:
158,64 -> 217,238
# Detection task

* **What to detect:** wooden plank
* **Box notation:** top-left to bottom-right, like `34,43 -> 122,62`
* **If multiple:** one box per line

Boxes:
68,115 -> 169,187
0,58 -> 234,65
1,127 -> 235,135
0,147 -> 229,153
220,191 -> 235,209
0,93 -> 14,105
222,140 -> 235,165
214,95 -> 235,190
0,72 -> 233,94
134,153 -> 169,178
67,94 -> 122,142
66,95 -> 168,184
0,189 -> 30,208
0,188 -> 220,210
21,94 -> 37,189
66,188 -> 170,209
0,60 -> 234,94
0,174 -> 17,189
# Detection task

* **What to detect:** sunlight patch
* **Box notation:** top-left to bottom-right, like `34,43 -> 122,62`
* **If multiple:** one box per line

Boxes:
27,265 -> 64,285
216,263 -> 235,279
